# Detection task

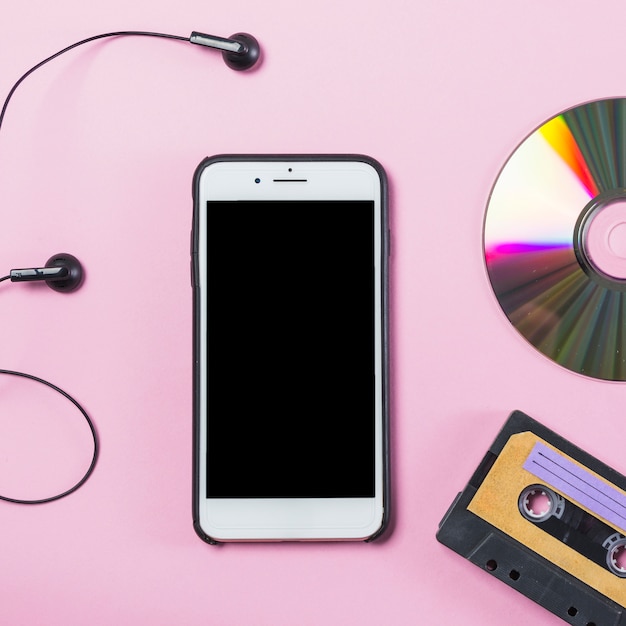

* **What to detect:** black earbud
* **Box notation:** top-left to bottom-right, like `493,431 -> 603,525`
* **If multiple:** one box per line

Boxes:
222,33 -> 261,71
189,31 -> 260,71
9,253 -> 84,292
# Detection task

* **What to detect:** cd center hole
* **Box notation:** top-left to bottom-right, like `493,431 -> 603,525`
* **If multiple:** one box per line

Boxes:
585,199 -> 626,279
609,223 -> 626,258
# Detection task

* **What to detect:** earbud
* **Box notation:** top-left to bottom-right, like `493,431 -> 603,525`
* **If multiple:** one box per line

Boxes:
10,253 -> 84,293
189,31 -> 260,71
222,33 -> 261,71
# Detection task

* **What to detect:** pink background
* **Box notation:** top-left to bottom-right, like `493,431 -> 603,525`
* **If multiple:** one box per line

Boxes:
0,1 -> 625,624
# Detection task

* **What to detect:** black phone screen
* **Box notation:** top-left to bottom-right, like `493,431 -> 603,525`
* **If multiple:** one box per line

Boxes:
206,200 -> 375,498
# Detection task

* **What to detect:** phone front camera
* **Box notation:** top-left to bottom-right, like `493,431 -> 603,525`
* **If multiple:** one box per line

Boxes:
254,178 -> 261,184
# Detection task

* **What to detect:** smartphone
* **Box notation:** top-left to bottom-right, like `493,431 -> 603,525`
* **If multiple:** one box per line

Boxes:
191,155 -> 389,542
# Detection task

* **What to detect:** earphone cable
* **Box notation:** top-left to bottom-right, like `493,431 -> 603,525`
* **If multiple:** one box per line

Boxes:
0,369 -> 99,504
0,31 -> 188,134
0,32 -> 187,497
0,32 -> 180,500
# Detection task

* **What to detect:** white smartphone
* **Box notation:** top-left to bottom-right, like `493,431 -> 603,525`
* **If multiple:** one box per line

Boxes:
191,155 -> 389,542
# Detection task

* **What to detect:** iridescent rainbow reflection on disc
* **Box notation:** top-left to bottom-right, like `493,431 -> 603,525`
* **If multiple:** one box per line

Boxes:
484,98 -> 626,381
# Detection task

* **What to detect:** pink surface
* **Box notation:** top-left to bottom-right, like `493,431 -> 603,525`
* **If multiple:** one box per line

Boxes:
1,1 -> 626,624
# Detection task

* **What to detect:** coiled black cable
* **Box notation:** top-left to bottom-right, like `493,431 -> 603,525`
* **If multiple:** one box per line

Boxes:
0,30 -> 194,503
0,369 -> 98,504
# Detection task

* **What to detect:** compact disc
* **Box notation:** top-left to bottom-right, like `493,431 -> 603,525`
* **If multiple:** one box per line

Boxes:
484,98 -> 626,381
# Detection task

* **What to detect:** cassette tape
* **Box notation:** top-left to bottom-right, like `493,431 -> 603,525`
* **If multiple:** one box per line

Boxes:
437,410 -> 626,625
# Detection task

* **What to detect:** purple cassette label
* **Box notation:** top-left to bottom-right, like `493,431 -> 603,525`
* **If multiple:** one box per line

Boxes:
524,441 -> 626,532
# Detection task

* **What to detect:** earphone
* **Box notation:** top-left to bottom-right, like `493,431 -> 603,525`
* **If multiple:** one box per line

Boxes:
0,28 -> 261,503
1,29 -> 260,133
2,253 -> 84,292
